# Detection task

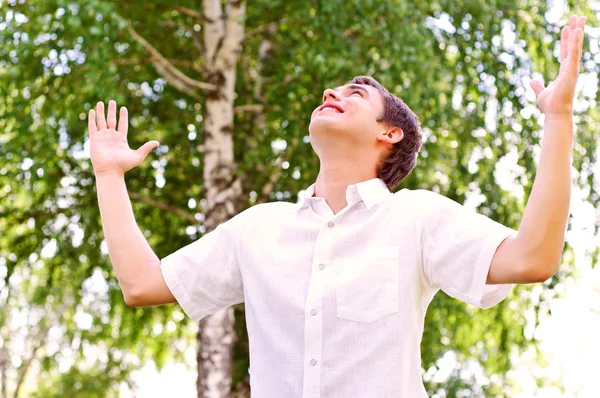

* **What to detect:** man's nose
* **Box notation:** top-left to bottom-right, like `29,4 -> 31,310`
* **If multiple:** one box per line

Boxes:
322,88 -> 338,103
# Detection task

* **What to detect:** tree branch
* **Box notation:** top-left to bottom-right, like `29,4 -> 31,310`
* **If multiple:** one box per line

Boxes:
128,191 -> 200,225
234,104 -> 265,113
162,18 -> 205,56
245,21 -> 280,39
152,62 -> 203,100
13,324 -> 51,398
248,30 -> 278,205
257,138 -> 298,204
116,58 -> 204,74
191,29 -> 205,56
173,6 -> 203,21
162,21 -> 191,30
127,21 -> 217,92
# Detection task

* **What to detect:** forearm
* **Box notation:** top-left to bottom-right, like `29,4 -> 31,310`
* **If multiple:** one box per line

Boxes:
96,172 -> 161,297
518,115 -> 573,273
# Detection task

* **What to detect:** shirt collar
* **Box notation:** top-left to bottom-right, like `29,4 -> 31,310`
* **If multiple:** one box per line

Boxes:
297,178 -> 391,211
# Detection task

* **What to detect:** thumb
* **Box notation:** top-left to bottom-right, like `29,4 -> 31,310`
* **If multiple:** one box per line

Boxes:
530,79 -> 545,97
136,140 -> 160,161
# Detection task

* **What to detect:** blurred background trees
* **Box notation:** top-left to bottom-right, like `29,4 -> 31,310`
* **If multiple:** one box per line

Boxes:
1,0 -> 598,397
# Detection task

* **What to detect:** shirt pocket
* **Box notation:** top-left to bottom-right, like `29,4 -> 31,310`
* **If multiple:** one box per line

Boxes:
335,245 -> 400,324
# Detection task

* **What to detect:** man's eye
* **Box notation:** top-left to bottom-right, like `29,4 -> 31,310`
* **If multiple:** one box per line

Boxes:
351,91 -> 362,96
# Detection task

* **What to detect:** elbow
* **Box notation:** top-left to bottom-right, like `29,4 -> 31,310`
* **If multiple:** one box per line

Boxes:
520,255 -> 561,283
123,292 -> 141,307
516,236 -> 564,283
123,286 -> 145,307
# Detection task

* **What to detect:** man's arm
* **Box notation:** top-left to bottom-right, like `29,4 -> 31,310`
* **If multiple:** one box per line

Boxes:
487,15 -> 587,285
90,100 -> 174,305
96,172 -> 175,306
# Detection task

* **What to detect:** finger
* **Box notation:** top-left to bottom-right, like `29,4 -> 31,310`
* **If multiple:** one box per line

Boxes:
136,141 -> 160,161
530,79 -> 545,97
575,28 -> 583,61
107,100 -> 117,130
117,106 -> 128,135
568,22 -> 580,58
568,28 -> 583,67
578,17 -> 587,54
88,109 -> 97,134
567,16 -> 577,56
569,15 -> 577,30
96,102 -> 107,130
559,26 -> 569,62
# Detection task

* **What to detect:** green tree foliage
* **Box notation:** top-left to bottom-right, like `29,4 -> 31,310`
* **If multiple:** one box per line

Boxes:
1,0 -> 598,396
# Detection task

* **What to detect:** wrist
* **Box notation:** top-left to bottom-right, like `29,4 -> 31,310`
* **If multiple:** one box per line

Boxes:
544,112 -> 573,122
94,169 -> 126,180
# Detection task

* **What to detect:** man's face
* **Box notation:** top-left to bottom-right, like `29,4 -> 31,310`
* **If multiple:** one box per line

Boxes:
309,83 -> 386,155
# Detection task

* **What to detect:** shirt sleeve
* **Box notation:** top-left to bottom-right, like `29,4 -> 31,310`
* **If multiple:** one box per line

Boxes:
415,189 -> 518,309
160,213 -> 246,322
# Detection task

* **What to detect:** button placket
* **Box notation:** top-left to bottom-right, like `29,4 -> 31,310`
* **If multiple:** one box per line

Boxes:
301,219 -> 335,397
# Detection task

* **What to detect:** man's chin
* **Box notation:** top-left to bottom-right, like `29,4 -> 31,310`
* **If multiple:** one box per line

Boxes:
308,118 -> 345,136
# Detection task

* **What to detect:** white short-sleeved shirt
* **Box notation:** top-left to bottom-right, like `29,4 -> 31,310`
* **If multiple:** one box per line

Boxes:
160,178 -> 517,398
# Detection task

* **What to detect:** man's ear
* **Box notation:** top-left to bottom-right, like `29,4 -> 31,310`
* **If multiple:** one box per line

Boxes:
376,126 -> 403,145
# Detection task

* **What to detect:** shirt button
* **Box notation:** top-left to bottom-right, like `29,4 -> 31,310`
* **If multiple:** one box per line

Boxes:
310,359 -> 317,366
310,309 -> 318,316
327,221 -> 334,228
318,263 -> 325,270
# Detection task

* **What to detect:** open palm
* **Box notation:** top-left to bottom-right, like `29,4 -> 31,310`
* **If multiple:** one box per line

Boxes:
530,15 -> 587,116
88,100 -> 159,176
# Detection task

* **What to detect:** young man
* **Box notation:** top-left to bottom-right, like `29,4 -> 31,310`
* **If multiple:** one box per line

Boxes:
89,16 -> 586,397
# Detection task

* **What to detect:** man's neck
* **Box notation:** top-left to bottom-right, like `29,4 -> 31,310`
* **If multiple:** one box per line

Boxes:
314,162 -> 378,214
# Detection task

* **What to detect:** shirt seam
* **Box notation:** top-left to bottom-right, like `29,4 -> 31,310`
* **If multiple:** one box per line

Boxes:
232,209 -> 246,295
161,258 -> 207,321
415,193 -> 432,289
442,228 -> 514,307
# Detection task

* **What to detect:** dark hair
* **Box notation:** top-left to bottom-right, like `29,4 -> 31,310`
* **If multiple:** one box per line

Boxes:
349,76 -> 422,189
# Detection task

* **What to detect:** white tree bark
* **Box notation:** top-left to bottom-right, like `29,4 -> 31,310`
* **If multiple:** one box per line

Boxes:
128,2 -> 246,395
0,340 -> 8,398
198,1 -> 245,397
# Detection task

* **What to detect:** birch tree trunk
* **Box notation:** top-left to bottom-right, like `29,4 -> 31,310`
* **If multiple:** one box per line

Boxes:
197,1 -> 245,397
0,342 -> 7,398
127,1 -> 246,395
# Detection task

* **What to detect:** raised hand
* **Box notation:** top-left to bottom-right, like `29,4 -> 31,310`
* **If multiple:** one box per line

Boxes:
530,15 -> 587,117
88,100 -> 159,177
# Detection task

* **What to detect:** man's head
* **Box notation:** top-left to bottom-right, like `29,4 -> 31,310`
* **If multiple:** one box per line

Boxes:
309,75 -> 422,189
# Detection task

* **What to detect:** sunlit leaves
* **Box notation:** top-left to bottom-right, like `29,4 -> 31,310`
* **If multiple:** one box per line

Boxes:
1,0 -> 598,396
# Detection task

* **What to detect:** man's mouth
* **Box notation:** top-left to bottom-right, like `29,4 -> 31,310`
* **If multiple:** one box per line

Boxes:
317,103 -> 344,113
